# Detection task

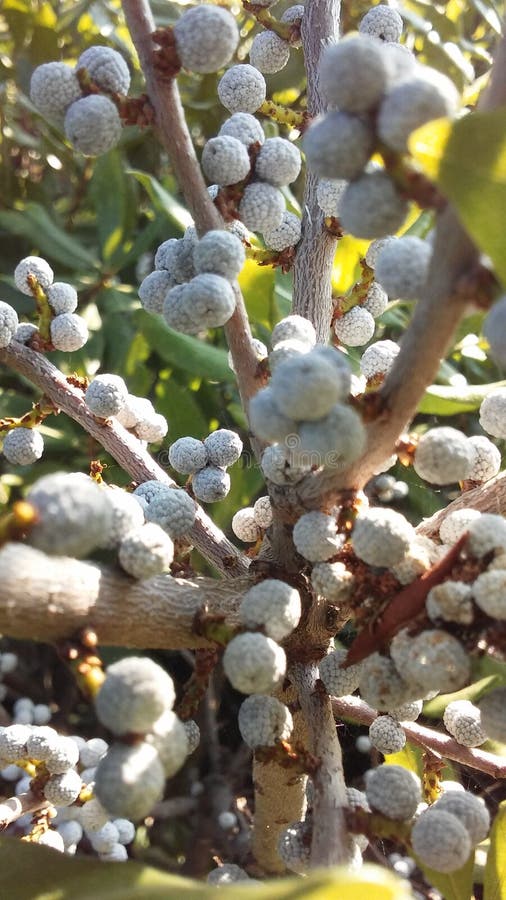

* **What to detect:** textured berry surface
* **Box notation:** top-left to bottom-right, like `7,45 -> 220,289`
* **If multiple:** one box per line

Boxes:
467,513 -> 506,557
219,112 -> 265,147
316,178 -> 348,218
30,62 -> 82,123
44,769 -> 82,807
311,562 -> 354,602
360,340 -> 399,379
435,791 -> 490,844
218,64 -> 266,114
238,695 -> 293,748
94,741 -> 165,821
352,507 -> 415,568
467,435 -> 501,482
50,313 -> 88,351
239,579 -> 301,641
319,648 -> 362,697
14,256 -> 54,295
473,569 -> 506,619
96,656 -> 175,735
145,487 -> 196,538
118,523 -> 174,579
223,632 -> 286,694
232,507 -> 258,543
169,437 -> 208,475
204,429 -> 243,467
270,351 -> 342,421
261,443 -> 309,486
193,230 -> 245,281
174,6 -> 239,74
375,236 -> 432,300
480,389 -> 506,439
250,31 -> 290,74
0,302 -> 19,349
369,715 -> 406,755
363,282 -> 388,318
414,426 -> 474,485
2,427 -> 44,465
139,270 -> 176,315
359,5 -> 403,42
84,374 -> 128,418
192,466 -> 230,503
239,182 -> 285,233
255,138 -> 301,187
334,306 -> 375,347
439,508 -> 481,545
263,212 -> 302,252
340,171 -> 408,239
365,764 -> 421,820
27,472 -> 112,557
46,282 -> 78,314
359,652 -> 413,711
271,315 -> 316,348
320,35 -> 392,113
391,628 -> 470,694
183,273 -> 236,329
378,68 -> 459,152
293,511 -> 342,562
201,136 -> 251,187
443,699 -> 487,747
253,495 -> 272,528
146,710 -> 189,777
411,808 -> 471,873
76,46 -> 130,94
388,700 -> 423,723
304,112 -> 374,181
64,95 -> 122,156
426,580 -> 474,625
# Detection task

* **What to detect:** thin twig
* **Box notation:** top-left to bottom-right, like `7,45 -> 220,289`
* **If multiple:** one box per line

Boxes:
0,793 -> 49,829
331,694 -> 506,780
0,341 -> 248,579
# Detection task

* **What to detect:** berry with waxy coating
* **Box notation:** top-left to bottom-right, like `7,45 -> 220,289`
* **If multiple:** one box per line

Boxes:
84,374 -> 128,418
467,513 -> 506,557
320,35 -> 392,113
192,466 -> 230,503
473,569 -> 506,619
50,313 -> 88,351
359,5 -> 403,42
249,387 -> 297,444
30,62 -> 82,123
443,700 -> 487,747
27,472 -> 112,557
239,182 -> 285,233
311,562 -> 354,602
414,426 -> 474,485
232,508 -> 258,543
467,435 -> 501,482
253,495 -> 273,528
88,821 -> 120,854
46,282 -> 78,314
169,437 -> 208,475
272,315 -> 316,349
391,628 -> 470,694
44,769 -> 82,807
269,338 -> 311,371
375,237 -> 432,300
439,508 -> 481,545
239,579 -> 301,641
334,307 -> 375,347
133,480 -> 175,508
261,443 -> 309,485
94,741 -> 165,821
219,112 -> 265,147
13,323 -> 38,344
79,797 -> 109,832
340,171 -> 409,239
46,736 -> 80,774
378,68 -> 459,153
316,178 -> 348,218
218,64 -> 266,114
80,738 -> 108,768
292,403 -> 366,470
145,487 -> 196,538
363,282 -> 388,318
0,724 -> 31,763
304,112 -> 374,181
183,720 -> 200,755
319,648 -> 362,697
359,652 -> 414,711
255,138 -> 301,187
277,821 -> 311,874
118,523 -> 174,579
365,764 -> 421,820
250,31 -> 290,74
223,632 -> 286,694
366,236 -> 397,269
360,340 -> 399,379
480,388 -> 506,439
228,337 -> 267,373
270,351 -> 343,421
201,136 -> 251,187
194,230 -> 245,281
14,256 -> 54,295
478,687 -> 506,742
38,830 -> 65,852
173,6 -> 239,74
426,580 -> 474,625
0,302 -> 19,349
369,715 -> 406,754
204,429 -> 242,467
76,46 -> 130,94
146,710 -> 189,777
26,726 -> 58,761
99,843 -> 128,862
139,270 -> 176,315
263,212 -> 302,252
293,511 -> 342,562
389,700 -> 423,723
184,273 -> 236,329
281,5 -> 304,46
163,284 -> 200,334
434,791 -> 490,844
135,412 -> 167,444
238,695 -> 293,748
64,95 -> 122,156
96,656 -> 175,736
2,428 -> 44,465
352,507 -> 415,568
411,808 -> 471,872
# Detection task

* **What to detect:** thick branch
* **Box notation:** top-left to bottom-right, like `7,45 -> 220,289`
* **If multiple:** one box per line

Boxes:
0,341 -> 248,579
332,694 -> 506,780
0,543 -> 245,649
290,663 -> 349,866
0,793 -> 49,829
292,0 -> 341,341
120,0 -> 259,411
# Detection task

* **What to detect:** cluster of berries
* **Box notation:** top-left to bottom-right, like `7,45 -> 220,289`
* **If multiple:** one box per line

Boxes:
139,228 -> 244,336
168,429 -> 242,504
30,46 -> 131,157
84,373 -> 168,445
305,8 -> 459,240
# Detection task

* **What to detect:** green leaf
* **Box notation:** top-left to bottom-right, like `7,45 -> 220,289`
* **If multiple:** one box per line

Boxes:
137,310 -> 233,382
414,851 -> 475,900
155,378 -> 209,443
418,381 -> 506,416
484,800 -> 506,900
385,742 -> 424,779
238,259 -> 276,330
89,151 -> 129,262
0,838 -> 415,900
0,203 -> 99,271
423,675 -> 502,719
127,170 -> 193,232
409,110 -> 506,286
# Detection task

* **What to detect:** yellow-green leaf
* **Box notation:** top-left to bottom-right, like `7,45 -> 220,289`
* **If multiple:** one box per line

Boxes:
418,380 -> 506,416
414,851 -> 475,900
409,110 -> 506,286
484,800 -> 506,900
423,674 -> 502,719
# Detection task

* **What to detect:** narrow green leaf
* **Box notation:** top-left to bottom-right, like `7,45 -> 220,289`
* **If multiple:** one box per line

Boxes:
423,675 -> 502,719
414,852 -> 475,900
418,381 -> 506,416
137,310 -> 233,382
155,378 -> 209,443
0,203 -> 98,270
484,800 -> 506,900
89,151 -> 128,262
127,170 -> 193,232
